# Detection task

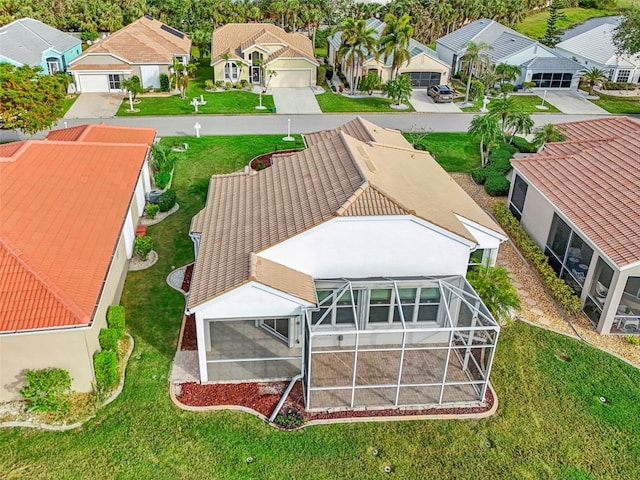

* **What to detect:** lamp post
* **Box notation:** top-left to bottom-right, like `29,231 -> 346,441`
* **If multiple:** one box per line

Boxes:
256,90 -> 267,110
537,89 -> 549,110
283,118 -> 294,141
194,122 -> 201,138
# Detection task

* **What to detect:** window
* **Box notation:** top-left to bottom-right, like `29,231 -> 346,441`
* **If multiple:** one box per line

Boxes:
312,289 -> 358,326
224,62 -> 238,80
616,69 -> 631,83
469,249 -> 485,267
531,72 -> 572,88
509,175 -> 528,221
46,57 -> 60,74
369,289 -> 393,323
108,74 -> 123,90
416,287 -> 440,322
585,257 -> 614,326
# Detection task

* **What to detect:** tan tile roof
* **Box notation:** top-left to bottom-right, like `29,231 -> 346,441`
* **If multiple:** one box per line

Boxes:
303,116 -> 412,149
72,16 -> 190,65
511,116 -> 640,267
188,121 -> 503,309
0,127 -> 154,333
249,254 -> 316,304
67,63 -> 132,71
191,209 -> 205,234
211,23 -> 316,65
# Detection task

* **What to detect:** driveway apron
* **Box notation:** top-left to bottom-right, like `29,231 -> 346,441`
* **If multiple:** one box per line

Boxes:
64,93 -> 123,119
272,88 -> 322,114
537,90 -> 608,115
409,90 -> 462,113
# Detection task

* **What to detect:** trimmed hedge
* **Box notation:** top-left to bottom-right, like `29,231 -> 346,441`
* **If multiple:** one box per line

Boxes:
144,203 -> 159,219
510,135 -> 538,153
99,328 -> 119,352
493,203 -> 582,315
154,171 -> 171,189
471,167 -> 488,185
134,235 -> 153,261
158,188 -> 176,212
484,173 -> 511,196
107,305 -> 126,339
94,350 -> 117,392
602,81 -> 637,91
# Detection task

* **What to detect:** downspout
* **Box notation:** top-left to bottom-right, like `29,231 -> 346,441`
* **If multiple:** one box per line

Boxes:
269,373 -> 303,423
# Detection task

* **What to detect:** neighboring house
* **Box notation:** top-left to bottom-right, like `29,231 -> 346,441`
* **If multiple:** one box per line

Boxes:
436,18 -> 583,90
327,18 -> 451,87
187,117 -> 506,411
210,23 -> 318,88
556,20 -> 640,84
0,124 -> 156,401
68,16 -> 191,93
508,117 -> 640,336
0,17 -> 81,73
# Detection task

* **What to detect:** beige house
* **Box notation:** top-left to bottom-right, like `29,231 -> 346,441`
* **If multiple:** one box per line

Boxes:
0,124 -> 156,401
68,16 -> 191,93
327,18 -> 450,87
211,23 -> 318,88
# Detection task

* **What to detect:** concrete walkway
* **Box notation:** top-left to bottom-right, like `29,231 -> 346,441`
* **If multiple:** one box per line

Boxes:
272,87 -> 322,114
537,90 -> 609,115
64,93 -> 123,119
409,90 -> 462,113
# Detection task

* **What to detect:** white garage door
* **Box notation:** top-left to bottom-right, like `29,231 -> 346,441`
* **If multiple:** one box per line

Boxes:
78,74 -> 109,92
269,70 -> 311,88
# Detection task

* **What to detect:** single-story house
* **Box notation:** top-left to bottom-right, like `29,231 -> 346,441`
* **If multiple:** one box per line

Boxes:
508,116 -> 640,335
555,19 -> 640,85
327,18 -> 451,87
0,17 -> 81,73
187,117 -> 506,411
211,23 -> 318,88
0,124 -> 156,401
68,15 -> 191,93
436,18 -> 583,90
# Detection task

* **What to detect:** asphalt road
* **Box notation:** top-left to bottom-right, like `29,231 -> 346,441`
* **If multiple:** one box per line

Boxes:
0,112 -> 618,142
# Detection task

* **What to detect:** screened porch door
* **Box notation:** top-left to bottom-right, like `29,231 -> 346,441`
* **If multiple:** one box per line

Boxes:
259,318 -> 290,346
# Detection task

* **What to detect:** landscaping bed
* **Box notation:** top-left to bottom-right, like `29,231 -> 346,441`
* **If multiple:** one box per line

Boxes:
249,149 -> 301,170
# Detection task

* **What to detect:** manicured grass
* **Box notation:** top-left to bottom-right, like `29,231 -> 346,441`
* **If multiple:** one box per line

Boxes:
317,89 -> 415,112
589,92 -> 640,114
457,94 -> 560,113
117,58 -> 274,116
314,46 -> 327,57
404,132 -> 481,172
61,95 -> 79,114
2,136 -> 640,479
516,7 -> 617,40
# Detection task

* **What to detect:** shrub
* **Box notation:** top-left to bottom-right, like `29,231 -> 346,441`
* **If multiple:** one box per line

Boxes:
204,79 -> 214,90
601,81 -> 636,91
151,143 -> 176,173
493,203 -> 582,315
500,83 -> 517,95
215,80 -> 224,88
317,65 -> 326,86
239,79 -> 249,88
107,305 -> 126,338
484,172 -> 511,196
158,188 -> 176,212
20,368 -> 72,413
94,350 -> 117,392
159,73 -> 170,92
510,135 -> 538,153
331,85 -> 337,92
471,167 -> 488,184
488,147 -> 513,164
324,64 -> 333,79
487,157 -> 512,176
134,235 -> 154,261
224,81 -> 232,90
154,171 -> 171,189
80,31 -> 99,43
522,81 -> 536,91
469,79 -> 485,101
274,408 -> 305,428
315,27 -> 329,48
625,335 -> 640,346
144,203 -> 159,218
99,328 -> 119,352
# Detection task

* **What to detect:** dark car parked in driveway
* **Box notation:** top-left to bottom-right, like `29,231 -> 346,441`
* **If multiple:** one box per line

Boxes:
428,85 -> 454,103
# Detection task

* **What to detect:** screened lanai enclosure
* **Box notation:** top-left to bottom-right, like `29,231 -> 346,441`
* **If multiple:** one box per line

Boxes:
204,276 -> 499,411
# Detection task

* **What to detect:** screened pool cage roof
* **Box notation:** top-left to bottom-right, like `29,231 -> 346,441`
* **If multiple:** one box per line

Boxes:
306,276 -> 499,336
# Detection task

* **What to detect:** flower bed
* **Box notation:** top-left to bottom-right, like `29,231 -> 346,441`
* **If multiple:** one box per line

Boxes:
249,149 -> 300,171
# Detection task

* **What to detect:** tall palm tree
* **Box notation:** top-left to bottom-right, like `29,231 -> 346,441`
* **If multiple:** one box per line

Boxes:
532,123 -> 566,149
488,96 -> 517,133
460,41 -> 493,105
379,13 -> 414,80
506,110 -> 535,142
581,67 -> 608,95
468,114 -> 502,167
334,18 -> 378,94
169,57 -> 188,99
495,63 -> 521,86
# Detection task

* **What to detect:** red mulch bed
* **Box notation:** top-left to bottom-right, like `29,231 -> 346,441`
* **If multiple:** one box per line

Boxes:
181,264 -> 193,293
174,380 -> 493,423
180,314 -> 197,351
249,149 -> 300,170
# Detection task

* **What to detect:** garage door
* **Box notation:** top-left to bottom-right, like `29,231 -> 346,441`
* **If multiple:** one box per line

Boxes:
78,74 -> 109,92
406,71 -> 441,87
269,70 -> 311,88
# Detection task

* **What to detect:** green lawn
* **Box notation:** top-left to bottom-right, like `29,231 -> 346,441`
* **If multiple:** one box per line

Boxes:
2,135 -> 640,479
457,94 -> 561,113
589,92 -> 640,114
404,132 -> 481,172
314,46 -> 327,58
516,7 -> 618,39
117,59 -> 274,116
317,89 -> 415,112
61,95 -> 79,115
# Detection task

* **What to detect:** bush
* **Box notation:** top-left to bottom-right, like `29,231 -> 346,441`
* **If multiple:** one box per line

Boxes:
134,235 -> 154,261
602,81 -> 636,91
144,203 -> 159,218
204,79 -> 214,90
215,80 -> 224,88
315,27 -> 329,48
484,172 -> 511,196
20,368 -> 72,413
80,31 -> 99,43
274,408 -> 305,428
159,73 -> 170,92
99,328 -> 119,352
224,81 -> 232,90
469,79 -> 485,101
487,157 -> 512,176
522,81 -> 536,91
107,305 -> 126,338
151,143 -> 176,174
471,168 -> 488,184
239,79 -> 248,88
510,135 -> 538,153
625,335 -> 640,346
158,188 -> 176,212
94,350 -> 117,392
331,85 -> 337,92
324,64 -> 333,79
154,171 -> 171,189
317,65 -> 326,86
493,203 -> 582,315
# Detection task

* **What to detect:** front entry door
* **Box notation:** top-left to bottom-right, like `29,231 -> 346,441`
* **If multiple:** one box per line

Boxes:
251,66 -> 261,84
259,318 -> 290,345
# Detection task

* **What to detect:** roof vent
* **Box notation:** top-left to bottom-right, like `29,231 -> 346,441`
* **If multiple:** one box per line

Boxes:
364,158 -> 378,173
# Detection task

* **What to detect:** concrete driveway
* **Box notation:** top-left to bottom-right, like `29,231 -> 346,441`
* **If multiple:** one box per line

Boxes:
64,93 -> 123,119
537,90 -> 608,115
272,88 -> 322,114
409,90 -> 462,113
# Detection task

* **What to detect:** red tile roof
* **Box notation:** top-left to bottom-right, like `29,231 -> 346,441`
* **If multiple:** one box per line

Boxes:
46,123 -> 156,145
511,116 -> 640,267
0,126 -> 154,333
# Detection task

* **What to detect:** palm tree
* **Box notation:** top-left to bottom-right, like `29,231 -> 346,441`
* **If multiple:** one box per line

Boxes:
506,110 -> 535,142
379,13 -> 414,80
581,67 -> 608,95
169,58 -> 188,99
334,18 -> 378,94
495,63 -> 521,86
467,264 -> 521,323
468,114 -> 502,167
382,73 -> 413,105
532,123 -> 566,149
460,41 -> 493,105
488,95 -> 517,133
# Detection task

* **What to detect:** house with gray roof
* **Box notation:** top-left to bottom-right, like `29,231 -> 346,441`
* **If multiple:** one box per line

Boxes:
0,18 -> 81,74
555,19 -> 640,85
436,18 -> 583,90
328,18 -> 450,87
